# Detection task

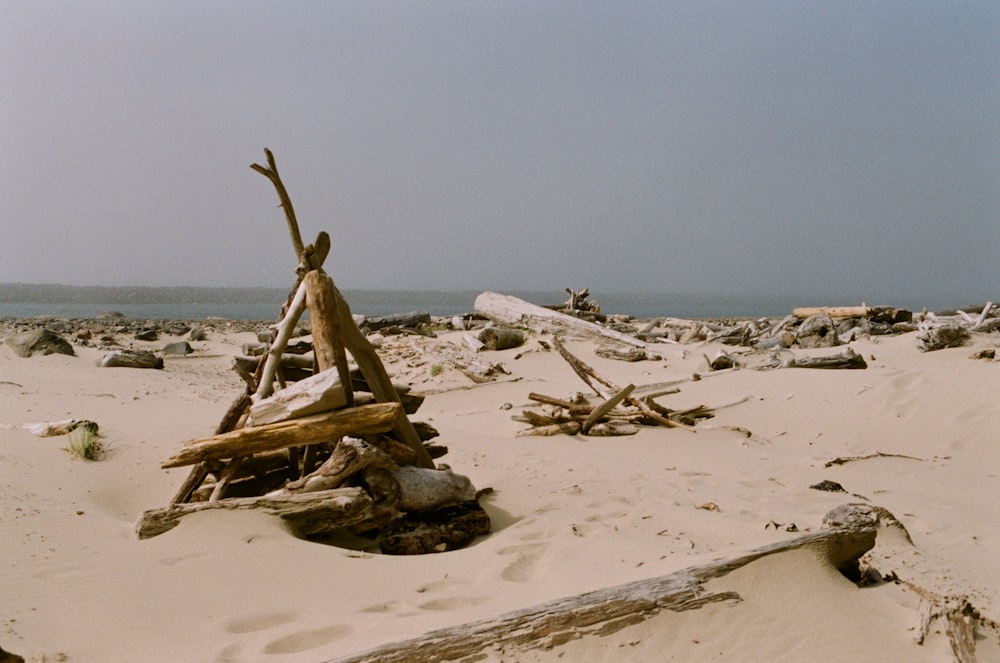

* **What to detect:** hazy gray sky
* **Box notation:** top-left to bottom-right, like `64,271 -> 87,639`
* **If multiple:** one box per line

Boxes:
2,1 -> 997,302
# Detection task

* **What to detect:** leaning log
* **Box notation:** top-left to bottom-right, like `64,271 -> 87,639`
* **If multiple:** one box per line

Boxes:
328,525 -> 875,663
474,292 -> 652,350
161,402 -> 402,468
136,486 -> 391,539
328,284 -> 435,469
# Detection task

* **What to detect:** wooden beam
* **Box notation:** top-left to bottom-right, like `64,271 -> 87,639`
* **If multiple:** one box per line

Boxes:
328,526 -> 876,663
161,402 -> 401,468
136,486 -> 392,539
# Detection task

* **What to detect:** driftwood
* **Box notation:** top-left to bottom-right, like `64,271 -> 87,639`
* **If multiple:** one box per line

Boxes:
824,451 -> 925,468
552,337 -> 693,431
136,486 -> 393,539
161,402 -> 402,468
249,367 -> 348,425
283,437 -> 396,494
360,311 -> 432,333
329,524 -> 875,663
782,347 -> 867,369
793,306 -> 872,318
916,323 -> 970,352
304,270 -> 355,409
474,292 -> 651,350
327,283 -> 435,469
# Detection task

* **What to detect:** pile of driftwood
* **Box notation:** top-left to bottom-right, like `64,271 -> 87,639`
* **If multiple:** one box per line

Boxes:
513,337 -> 714,437
136,150 -> 489,555
475,292 -> 998,368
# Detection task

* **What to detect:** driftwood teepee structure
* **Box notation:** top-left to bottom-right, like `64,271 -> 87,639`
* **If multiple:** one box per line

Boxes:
137,150 -> 488,553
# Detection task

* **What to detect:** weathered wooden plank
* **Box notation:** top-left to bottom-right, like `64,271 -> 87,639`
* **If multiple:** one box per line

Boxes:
474,291 -> 651,350
329,526 -> 876,663
161,402 -> 401,469
137,486 -> 388,539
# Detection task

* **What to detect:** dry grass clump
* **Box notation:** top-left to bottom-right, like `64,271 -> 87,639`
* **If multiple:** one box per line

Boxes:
65,422 -> 104,461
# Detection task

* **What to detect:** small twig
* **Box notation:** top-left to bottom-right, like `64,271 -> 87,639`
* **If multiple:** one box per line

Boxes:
824,451 -> 925,468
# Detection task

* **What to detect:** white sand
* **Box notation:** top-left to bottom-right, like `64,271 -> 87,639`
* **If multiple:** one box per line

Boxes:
1,324 -> 998,662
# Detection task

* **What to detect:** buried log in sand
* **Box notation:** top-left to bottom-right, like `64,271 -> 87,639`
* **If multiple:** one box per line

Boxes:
329,523 -> 876,663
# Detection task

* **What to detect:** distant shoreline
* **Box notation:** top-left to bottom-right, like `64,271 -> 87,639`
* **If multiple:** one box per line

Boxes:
0,283 -> 991,321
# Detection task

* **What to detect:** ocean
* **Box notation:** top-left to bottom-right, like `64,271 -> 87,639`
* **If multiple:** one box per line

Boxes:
0,284 -> 981,321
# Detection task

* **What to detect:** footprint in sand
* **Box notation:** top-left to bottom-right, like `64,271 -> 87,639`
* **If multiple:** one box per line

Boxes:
262,625 -> 352,655
419,595 -> 490,611
498,542 -> 546,582
224,611 -> 298,634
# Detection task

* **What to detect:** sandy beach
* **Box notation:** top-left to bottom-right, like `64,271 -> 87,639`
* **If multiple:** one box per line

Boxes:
1,309 -> 998,662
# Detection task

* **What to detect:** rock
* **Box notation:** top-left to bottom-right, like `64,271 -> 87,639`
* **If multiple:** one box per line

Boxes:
810,480 -> 846,493
188,326 -> 207,341
821,503 -> 877,530
378,501 -> 491,555
135,328 -> 158,341
393,466 -> 477,512
796,314 -> 838,348
75,329 -> 93,341
3,328 -> 75,357
162,341 -> 193,356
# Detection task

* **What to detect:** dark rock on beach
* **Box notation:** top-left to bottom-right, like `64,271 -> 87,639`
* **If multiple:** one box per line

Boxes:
3,328 -> 75,357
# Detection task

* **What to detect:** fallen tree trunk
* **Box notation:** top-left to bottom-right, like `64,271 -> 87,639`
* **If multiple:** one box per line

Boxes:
329,525 -> 876,663
136,486 -> 392,539
474,292 -> 652,350
783,347 -> 868,369
161,402 -> 402,468
360,311 -> 432,333
792,306 -> 872,318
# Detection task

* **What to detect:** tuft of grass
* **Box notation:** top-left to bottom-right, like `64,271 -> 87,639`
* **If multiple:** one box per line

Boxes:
430,364 -> 444,377
65,423 -> 104,461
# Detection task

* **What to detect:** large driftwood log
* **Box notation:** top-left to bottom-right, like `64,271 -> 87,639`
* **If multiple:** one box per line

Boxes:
136,486 -> 392,539
304,270 -> 355,408
329,525 -> 876,663
782,347 -> 868,369
793,306 -> 872,318
474,292 -> 651,350
360,311 -> 432,333
328,283 -> 435,469
250,367 -> 347,426
161,402 -> 402,468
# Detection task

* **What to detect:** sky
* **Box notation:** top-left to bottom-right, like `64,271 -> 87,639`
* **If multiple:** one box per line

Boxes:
1,1 -> 997,303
